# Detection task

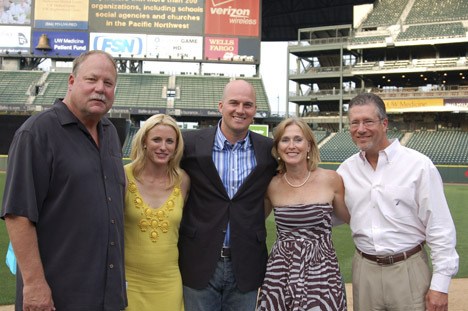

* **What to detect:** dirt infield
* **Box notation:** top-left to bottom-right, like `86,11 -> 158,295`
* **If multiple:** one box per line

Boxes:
0,279 -> 466,310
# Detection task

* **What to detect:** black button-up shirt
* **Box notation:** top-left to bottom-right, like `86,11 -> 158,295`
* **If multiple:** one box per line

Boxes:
1,99 -> 127,310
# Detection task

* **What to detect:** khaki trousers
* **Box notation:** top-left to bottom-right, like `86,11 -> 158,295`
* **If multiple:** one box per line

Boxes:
352,248 -> 431,311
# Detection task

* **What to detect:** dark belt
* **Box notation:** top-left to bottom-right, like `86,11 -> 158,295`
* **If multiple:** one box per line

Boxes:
357,243 -> 424,265
221,247 -> 231,258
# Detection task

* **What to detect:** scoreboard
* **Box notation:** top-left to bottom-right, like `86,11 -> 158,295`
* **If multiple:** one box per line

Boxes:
0,0 -> 261,63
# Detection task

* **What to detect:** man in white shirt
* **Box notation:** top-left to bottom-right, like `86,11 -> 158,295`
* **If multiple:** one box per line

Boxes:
337,93 -> 459,311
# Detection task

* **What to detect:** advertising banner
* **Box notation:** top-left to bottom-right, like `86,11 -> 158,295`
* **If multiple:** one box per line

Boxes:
32,31 -> 88,57
445,98 -> 468,108
385,98 -> 444,111
204,0 -> 260,37
146,35 -> 203,59
89,0 -> 205,35
90,32 -> 146,57
1,0 -> 260,64
0,26 -> 30,53
166,108 -> 220,116
34,0 -> 89,29
249,124 -> 269,137
204,36 -> 259,61
204,36 -> 238,60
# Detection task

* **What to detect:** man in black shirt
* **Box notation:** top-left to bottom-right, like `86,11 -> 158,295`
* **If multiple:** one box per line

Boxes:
1,50 -> 127,311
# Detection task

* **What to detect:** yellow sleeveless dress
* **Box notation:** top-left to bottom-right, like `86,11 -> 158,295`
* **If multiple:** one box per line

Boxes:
124,164 -> 184,311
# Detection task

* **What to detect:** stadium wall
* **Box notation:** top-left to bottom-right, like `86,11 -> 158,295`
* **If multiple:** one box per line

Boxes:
0,115 -> 128,154
0,115 -> 30,155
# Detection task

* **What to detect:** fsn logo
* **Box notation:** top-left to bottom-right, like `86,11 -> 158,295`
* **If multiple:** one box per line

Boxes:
93,36 -> 143,54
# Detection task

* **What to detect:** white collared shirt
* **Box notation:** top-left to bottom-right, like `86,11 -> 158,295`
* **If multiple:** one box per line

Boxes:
337,139 -> 459,293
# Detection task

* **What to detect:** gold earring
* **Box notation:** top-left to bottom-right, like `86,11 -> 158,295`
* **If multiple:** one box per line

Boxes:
277,157 -> 281,161
307,152 -> 310,160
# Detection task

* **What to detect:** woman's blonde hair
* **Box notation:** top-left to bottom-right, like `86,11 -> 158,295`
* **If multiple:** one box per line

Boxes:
272,117 -> 320,174
130,114 -> 184,188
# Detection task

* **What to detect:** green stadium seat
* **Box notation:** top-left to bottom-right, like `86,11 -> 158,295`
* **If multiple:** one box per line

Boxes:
405,130 -> 468,165
0,71 -> 44,106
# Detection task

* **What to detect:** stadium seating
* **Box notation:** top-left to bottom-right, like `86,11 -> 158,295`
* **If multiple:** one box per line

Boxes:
122,126 -> 139,157
349,35 -> 388,45
0,70 -> 43,105
313,130 -> 328,144
33,72 -> 69,106
243,78 -> 270,112
405,130 -> 468,165
397,22 -> 466,41
119,123 -> 468,166
361,0 -> 409,28
319,129 -> 403,162
387,129 -> 404,141
172,76 -> 269,113
405,0 -> 468,24
0,71 -> 271,116
114,74 -> 169,108
319,132 -> 358,162
174,75 -> 231,110
1,67 -> 466,166
32,72 -> 171,108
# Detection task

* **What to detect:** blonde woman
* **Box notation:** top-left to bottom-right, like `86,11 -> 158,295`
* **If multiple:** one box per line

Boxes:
257,117 -> 349,310
124,114 -> 190,311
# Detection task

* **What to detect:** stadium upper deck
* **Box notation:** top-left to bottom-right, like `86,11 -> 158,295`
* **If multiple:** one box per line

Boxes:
287,0 -> 468,131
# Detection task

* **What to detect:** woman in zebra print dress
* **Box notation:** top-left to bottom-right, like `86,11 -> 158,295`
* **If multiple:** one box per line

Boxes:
257,118 -> 350,311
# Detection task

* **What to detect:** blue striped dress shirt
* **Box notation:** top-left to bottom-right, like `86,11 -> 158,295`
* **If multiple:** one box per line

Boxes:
213,124 -> 257,247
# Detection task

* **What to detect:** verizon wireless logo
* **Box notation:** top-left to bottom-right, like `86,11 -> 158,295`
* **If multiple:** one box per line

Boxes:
210,0 -> 250,18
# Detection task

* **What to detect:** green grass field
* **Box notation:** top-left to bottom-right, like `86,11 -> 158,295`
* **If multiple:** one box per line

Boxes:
0,173 -> 466,305
0,173 -> 15,305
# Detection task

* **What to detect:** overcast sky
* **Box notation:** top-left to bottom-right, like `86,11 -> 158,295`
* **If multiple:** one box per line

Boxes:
259,41 -> 291,115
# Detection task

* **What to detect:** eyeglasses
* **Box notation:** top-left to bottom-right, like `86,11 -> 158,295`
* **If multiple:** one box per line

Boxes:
349,119 -> 382,129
